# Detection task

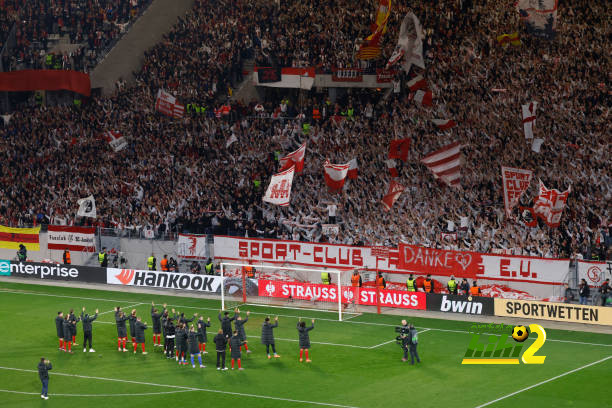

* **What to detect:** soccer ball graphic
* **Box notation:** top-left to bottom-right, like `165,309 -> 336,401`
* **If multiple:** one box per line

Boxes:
512,325 -> 529,342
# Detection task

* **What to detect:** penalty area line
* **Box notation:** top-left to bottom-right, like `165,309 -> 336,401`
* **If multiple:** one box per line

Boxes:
0,389 -> 194,397
474,355 -> 612,408
0,367 -> 361,408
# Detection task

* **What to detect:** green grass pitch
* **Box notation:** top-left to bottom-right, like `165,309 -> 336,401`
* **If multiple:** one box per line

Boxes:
0,281 -> 610,408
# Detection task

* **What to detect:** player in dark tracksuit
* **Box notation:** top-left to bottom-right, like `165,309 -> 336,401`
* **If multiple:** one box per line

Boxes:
128,310 -> 138,346
235,311 -> 251,353
188,325 -> 204,368
134,317 -> 148,354
80,307 -> 98,352
151,302 -> 166,348
218,310 -> 237,339
261,316 -> 280,359
213,329 -> 228,370
116,311 -> 129,351
164,318 -> 176,359
178,312 -> 197,326
68,309 -> 79,346
62,315 -> 74,353
197,316 -> 211,354
297,319 -> 315,362
175,323 -> 188,364
229,331 -> 244,370
55,312 -> 64,350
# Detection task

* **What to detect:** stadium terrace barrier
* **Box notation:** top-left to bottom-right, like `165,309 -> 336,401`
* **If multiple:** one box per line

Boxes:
425,293 -> 494,316
0,260 -> 105,283
494,298 -> 612,326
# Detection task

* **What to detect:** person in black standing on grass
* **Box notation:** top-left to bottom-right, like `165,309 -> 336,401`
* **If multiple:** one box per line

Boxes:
62,315 -> 73,353
408,323 -> 421,365
116,310 -> 129,352
218,309 -> 237,339
128,309 -> 138,346
68,309 -> 79,346
261,316 -> 280,359
151,302 -> 166,348
297,318 -> 315,363
164,317 -> 176,359
214,329 -> 228,370
188,325 -> 205,368
176,322 -> 188,364
197,316 -> 211,354
55,312 -> 64,351
135,317 -> 148,354
229,330 -> 244,370
235,310 -> 251,353
80,307 -> 98,353
38,358 -> 52,400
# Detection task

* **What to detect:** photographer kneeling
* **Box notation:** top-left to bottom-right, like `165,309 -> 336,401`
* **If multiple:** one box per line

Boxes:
396,320 -> 420,364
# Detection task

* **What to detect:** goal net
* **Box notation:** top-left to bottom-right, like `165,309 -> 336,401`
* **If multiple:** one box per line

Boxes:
220,262 -> 359,321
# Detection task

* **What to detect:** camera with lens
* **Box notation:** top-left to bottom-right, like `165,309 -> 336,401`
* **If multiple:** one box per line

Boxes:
395,326 -> 409,345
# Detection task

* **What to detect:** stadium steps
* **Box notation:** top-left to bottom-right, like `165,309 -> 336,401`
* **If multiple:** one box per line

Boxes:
231,58 -> 262,104
90,0 -> 195,96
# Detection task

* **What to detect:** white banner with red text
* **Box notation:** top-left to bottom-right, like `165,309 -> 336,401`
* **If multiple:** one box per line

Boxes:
213,236 -> 569,285
47,225 -> 96,251
258,279 -> 426,309
178,234 -> 208,260
577,260 -> 612,287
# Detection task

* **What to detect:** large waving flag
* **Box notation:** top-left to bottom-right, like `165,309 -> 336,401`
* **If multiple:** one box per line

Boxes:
420,141 -> 462,187
501,166 -> 533,218
357,0 -> 392,60
279,142 -> 307,173
522,101 -> 537,139
388,138 -> 411,161
382,180 -> 405,211
0,225 -> 40,251
533,180 -> 570,227
323,160 -> 350,192
386,12 -> 425,73
496,32 -> 521,48
263,166 -> 295,207
347,158 -> 359,179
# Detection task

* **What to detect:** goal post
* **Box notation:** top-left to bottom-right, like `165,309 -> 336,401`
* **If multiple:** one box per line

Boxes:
220,262 -> 354,321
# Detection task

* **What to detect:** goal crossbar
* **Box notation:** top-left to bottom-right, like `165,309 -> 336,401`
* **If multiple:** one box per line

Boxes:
220,262 -> 347,321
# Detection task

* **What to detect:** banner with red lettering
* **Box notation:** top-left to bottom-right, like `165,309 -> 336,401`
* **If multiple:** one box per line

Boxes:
532,180 -> 570,227
376,69 -> 396,83
178,234 -> 208,259
155,89 -> 185,119
501,166 -> 533,217
258,279 -> 425,309
213,236 -> 569,285
47,225 -> 96,251
263,166 -> 295,207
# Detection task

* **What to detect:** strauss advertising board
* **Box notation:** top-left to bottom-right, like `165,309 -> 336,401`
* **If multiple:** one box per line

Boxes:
213,236 -> 569,285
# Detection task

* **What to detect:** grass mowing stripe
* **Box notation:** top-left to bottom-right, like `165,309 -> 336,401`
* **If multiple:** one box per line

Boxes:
473,355 -> 612,408
0,366 -> 361,408
2,287 -> 611,348
0,389 -> 195,397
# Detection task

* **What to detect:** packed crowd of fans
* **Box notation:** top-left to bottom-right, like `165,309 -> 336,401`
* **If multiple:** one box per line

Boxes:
0,0 -> 609,261
1,0 -> 150,72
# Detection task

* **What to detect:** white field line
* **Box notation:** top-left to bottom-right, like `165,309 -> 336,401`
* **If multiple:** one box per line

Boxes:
1,288 -> 611,348
0,366 -> 360,408
98,303 -> 144,316
246,335 -> 370,349
341,312 -> 362,321
0,389 -> 194,397
368,328 -> 431,349
474,355 -> 612,408
244,302 -> 360,318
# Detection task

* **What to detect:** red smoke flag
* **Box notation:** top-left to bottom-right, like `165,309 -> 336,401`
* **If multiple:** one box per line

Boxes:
155,89 -> 185,119
382,180 -> 405,211
521,101 -> 537,139
432,119 -> 457,130
406,75 -> 427,92
263,166 -> 295,207
323,160 -> 350,192
420,141 -> 462,187
388,138 -> 411,161
501,166 -> 533,218
414,89 -> 433,107
279,142 -> 307,173
347,158 -> 358,179
386,159 -> 399,178
532,180 -> 570,227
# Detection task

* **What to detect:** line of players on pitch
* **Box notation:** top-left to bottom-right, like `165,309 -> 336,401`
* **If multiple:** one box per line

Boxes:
55,302 -> 316,370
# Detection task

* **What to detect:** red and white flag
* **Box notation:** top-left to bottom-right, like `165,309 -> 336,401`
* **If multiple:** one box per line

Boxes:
382,180 -> 405,211
47,225 -> 96,252
432,119 -> 457,130
279,142 -> 307,173
521,101 -> 537,139
386,159 -> 399,178
323,160 -> 350,192
501,166 -> 533,218
103,130 -> 127,152
388,138 -> 411,161
533,180 -> 570,227
155,89 -> 185,119
347,158 -> 359,179
263,166 -> 295,207
414,89 -> 432,107
420,141 -> 462,187
406,75 -> 427,92
440,232 -> 457,242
